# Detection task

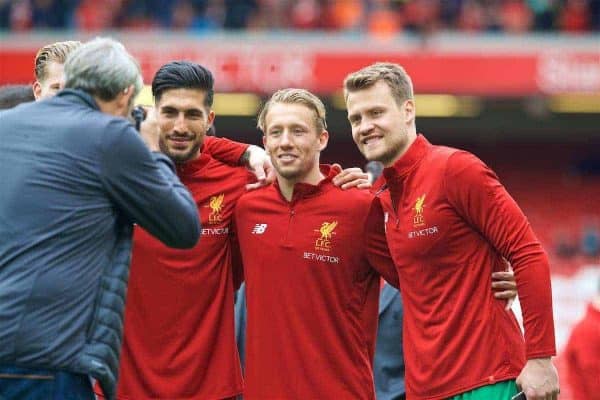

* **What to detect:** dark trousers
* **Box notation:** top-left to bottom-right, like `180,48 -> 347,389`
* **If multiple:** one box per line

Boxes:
0,365 -> 94,400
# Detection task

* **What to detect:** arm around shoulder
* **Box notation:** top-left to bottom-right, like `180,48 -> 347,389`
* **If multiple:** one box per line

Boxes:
204,136 -> 249,165
365,196 -> 400,289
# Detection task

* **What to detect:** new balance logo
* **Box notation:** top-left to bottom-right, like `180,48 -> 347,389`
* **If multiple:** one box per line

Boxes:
251,223 -> 268,234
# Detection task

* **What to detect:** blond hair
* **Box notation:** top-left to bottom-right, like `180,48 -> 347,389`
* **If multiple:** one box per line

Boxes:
257,88 -> 327,133
343,62 -> 414,105
34,41 -> 82,81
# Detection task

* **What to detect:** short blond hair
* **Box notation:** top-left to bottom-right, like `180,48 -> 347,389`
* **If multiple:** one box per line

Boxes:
343,62 -> 414,105
34,40 -> 82,81
257,88 -> 327,133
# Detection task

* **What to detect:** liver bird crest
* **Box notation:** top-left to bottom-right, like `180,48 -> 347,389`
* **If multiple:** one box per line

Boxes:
319,221 -> 338,239
209,194 -> 225,214
414,194 -> 426,215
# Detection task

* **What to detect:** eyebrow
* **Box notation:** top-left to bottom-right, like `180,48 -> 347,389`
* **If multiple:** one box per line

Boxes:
349,104 -> 385,117
160,105 -> 204,114
269,122 -> 309,130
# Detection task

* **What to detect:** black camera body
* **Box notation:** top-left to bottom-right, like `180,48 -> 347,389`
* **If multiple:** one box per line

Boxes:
131,106 -> 147,131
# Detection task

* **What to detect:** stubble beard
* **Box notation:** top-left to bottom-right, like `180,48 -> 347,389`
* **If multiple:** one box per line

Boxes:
273,158 -> 315,183
368,146 -> 403,167
159,138 -> 201,165
274,163 -> 301,181
363,132 -> 409,167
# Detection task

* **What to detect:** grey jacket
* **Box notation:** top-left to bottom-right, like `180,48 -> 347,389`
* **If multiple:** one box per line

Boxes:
0,90 -> 200,399
374,283 -> 406,400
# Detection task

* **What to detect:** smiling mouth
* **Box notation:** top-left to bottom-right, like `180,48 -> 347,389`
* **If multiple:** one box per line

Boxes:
168,136 -> 193,144
362,136 -> 382,145
278,154 -> 298,162
168,138 -> 193,151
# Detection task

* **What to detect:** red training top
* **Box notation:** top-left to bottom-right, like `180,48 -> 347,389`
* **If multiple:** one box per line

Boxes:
380,135 -> 556,399
114,138 -> 251,400
564,303 -> 600,400
204,135 -> 249,166
234,165 -> 398,400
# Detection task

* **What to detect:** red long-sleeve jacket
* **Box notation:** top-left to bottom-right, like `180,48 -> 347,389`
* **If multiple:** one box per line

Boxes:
234,165 -> 398,400
380,135 -> 556,399
112,137 -> 251,400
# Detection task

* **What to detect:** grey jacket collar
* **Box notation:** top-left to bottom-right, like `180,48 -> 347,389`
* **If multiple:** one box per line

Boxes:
56,89 -> 100,110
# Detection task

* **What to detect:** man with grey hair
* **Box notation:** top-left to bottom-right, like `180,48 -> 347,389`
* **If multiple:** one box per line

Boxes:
0,37 -> 200,400
62,37 -> 143,118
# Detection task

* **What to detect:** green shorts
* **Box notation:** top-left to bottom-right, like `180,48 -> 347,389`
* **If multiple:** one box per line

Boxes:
447,380 -> 518,400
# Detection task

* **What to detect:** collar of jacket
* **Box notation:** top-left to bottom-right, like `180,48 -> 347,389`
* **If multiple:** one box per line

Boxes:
274,164 -> 341,203
56,89 -> 101,110
383,133 -> 430,182
175,151 -> 211,178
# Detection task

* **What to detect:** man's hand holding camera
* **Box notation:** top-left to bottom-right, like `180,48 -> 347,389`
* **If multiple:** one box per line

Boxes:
134,106 -> 160,153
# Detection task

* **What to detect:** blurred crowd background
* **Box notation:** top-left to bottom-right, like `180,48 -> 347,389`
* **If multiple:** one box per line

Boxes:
2,0 -> 600,34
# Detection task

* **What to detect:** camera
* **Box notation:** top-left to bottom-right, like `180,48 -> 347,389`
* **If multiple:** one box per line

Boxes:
131,106 -> 147,131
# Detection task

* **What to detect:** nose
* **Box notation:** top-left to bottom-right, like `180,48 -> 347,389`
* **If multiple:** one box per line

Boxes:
173,113 -> 186,134
279,130 -> 293,148
357,118 -> 374,137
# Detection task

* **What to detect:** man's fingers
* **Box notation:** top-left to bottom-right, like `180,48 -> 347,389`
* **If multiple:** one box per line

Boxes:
521,385 -> 558,400
494,290 -> 517,300
491,270 -> 517,310
265,166 -> 276,183
250,166 -> 266,182
492,281 -> 517,290
492,271 -> 515,281
244,145 -> 274,186
341,179 -> 371,190
332,172 -> 353,186
245,180 -> 269,191
246,160 -> 275,191
525,387 -> 538,400
333,169 -> 369,189
538,388 -> 552,400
